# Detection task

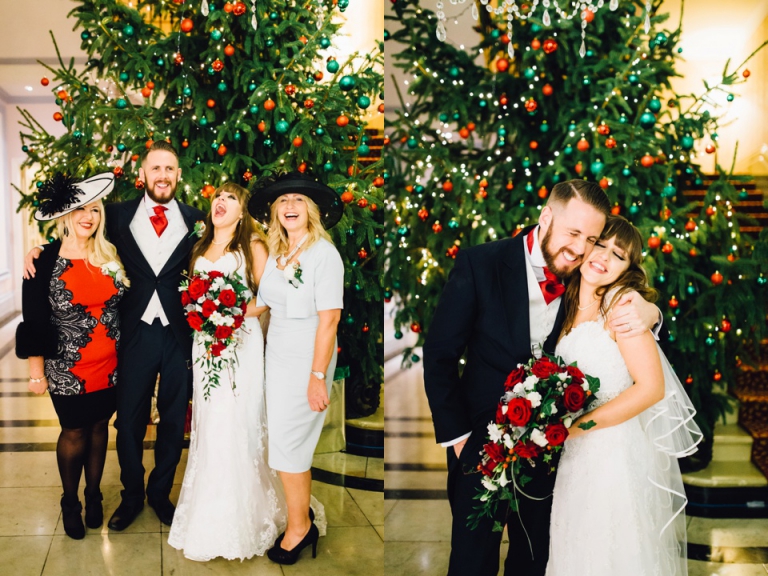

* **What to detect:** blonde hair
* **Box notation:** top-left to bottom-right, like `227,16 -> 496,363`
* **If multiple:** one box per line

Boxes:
56,199 -> 131,287
266,194 -> 333,257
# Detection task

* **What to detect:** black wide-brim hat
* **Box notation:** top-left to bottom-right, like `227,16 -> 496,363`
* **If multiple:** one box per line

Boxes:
34,172 -> 115,221
247,172 -> 343,229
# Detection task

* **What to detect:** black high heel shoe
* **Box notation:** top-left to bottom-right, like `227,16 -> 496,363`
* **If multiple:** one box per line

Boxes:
267,523 -> 319,565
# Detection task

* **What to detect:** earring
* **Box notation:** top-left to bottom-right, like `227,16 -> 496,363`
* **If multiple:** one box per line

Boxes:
63,226 -> 69,237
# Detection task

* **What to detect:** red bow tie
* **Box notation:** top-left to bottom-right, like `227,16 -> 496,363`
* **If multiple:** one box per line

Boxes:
150,205 -> 168,237
527,231 -> 565,305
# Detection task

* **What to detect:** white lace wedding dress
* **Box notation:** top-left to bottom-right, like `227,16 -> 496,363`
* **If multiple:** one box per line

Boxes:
545,319 -> 689,576
168,251 -> 326,561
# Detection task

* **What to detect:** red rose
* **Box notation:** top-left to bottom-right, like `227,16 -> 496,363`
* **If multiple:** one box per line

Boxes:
484,442 -> 507,464
545,423 -> 568,446
479,459 -> 497,476
215,325 -> 233,340
233,315 -> 244,329
208,271 -> 224,279
531,357 -> 560,379
201,299 -> 218,318
504,366 -> 526,390
210,342 -> 225,357
506,397 -> 533,427
496,402 -> 509,425
563,384 -> 586,412
181,291 -> 192,306
566,365 -> 585,384
186,311 -> 204,331
188,277 -> 210,300
513,440 -> 542,459
219,289 -> 237,307
240,302 -> 248,314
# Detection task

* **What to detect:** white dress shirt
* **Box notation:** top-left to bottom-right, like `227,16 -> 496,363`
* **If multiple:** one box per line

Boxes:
129,193 -> 188,326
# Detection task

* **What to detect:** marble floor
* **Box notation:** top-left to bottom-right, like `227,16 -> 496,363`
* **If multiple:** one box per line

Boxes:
384,352 -> 768,575
0,350 -> 383,576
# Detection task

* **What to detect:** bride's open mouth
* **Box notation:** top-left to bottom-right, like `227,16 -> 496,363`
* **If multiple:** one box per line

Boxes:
588,261 -> 606,273
214,204 -> 227,218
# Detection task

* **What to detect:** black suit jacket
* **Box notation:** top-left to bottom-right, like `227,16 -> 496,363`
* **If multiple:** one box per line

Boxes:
105,199 -> 205,361
423,226 -> 566,455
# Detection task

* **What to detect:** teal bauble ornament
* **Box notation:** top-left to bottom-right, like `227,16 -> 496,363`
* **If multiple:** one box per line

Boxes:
183,86 -> 192,97
586,50 -> 594,57
21,145 -> 28,152
136,72 -> 144,80
357,144 -> 370,155
552,173 -> 561,183
629,205 -> 639,215
320,37 -> 331,48
658,274 -> 665,283
266,38 -> 274,47
407,137 -> 418,149
448,219 -> 459,229
324,161 -> 334,172
211,141 -> 219,150
540,122 -> 549,133
491,29 -> 500,39
119,72 -> 129,82
452,112 -> 461,120
705,335 -> 716,346
175,97 -> 183,105
357,95 -> 371,109
275,120 -> 290,134
531,24 -> 542,33
645,188 -> 652,196
758,275 -> 767,285
681,136 -> 694,150
269,11 -> 279,21
249,83 -> 257,91
739,189 -> 749,200
411,354 -> 421,363
73,130 -> 82,138
394,330 -> 403,340
649,98 -> 661,113
525,182 -> 534,193
619,115 -> 628,124
639,112 -> 656,129
497,127 -> 507,137
217,81 -> 227,91
414,184 -> 424,194
264,138 -> 273,147
211,29 -> 223,41
522,158 -> 531,168
524,68 -> 536,80
207,66 -> 216,76
81,31 -> 90,40
345,316 -> 355,325
55,98 -> 63,105
397,225 -> 409,236
305,76 -> 314,85
199,117 -> 208,126
339,75 -> 356,90
568,123 -> 576,131
156,58 -> 165,66
448,66 -> 460,78
374,237 -> 383,247
117,143 -> 126,152
590,160 -> 604,175
726,94 -> 734,102
564,145 -> 573,155
36,181 -> 43,188
116,98 -> 128,109
249,104 -> 258,113
315,127 -> 325,136
662,185 -> 676,197
582,77 -> 590,86
622,167 -> 631,177
686,284 -> 696,295
655,32 -> 668,45
479,100 -> 487,108
123,24 -> 135,37
677,47 -> 683,53
438,113 -> 448,122
628,74 -> 638,83
234,131 -> 242,141
695,177 -> 702,186
326,59 -> 340,73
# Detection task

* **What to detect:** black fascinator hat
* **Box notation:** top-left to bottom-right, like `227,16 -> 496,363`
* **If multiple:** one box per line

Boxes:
34,172 -> 115,221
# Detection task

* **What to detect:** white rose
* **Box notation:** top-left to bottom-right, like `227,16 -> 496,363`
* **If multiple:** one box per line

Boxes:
523,375 -> 539,391
503,433 -> 514,450
581,381 -> 589,391
530,428 -> 548,447
526,391 -> 542,408
481,476 -> 499,492
488,422 -> 503,443
558,372 -> 569,381
563,416 -> 573,429
512,383 -> 525,396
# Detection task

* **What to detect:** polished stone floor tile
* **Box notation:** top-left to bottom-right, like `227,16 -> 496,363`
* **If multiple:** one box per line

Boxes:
374,524 -> 384,540
384,541 -> 451,576
0,487 -> 62,536
689,517 -> 768,547
385,438 -> 447,465
384,500 -> 452,542
0,398 -> 58,420
384,499 -> 398,520
0,426 -> 61,444
0,452 -> 62,488
42,533 -> 161,576
281,526 -> 383,576
161,536 -> 284,575
312,451 -> 367,477
309,482 -> 370,527
688,559 -> 768,576
0,535 -> 52,576
385,470 -> 448,491
348,487 -> 383,526
366,456 -> 384,480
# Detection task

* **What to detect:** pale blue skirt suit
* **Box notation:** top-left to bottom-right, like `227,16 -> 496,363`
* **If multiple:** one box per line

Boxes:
258,238 -> 344,473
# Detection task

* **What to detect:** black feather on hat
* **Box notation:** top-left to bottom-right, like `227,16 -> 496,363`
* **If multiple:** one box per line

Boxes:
37,173 -> 83,219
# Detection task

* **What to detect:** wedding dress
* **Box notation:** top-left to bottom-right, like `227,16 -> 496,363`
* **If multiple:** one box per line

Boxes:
545,317 -> 699,576
168,251 -> 326,561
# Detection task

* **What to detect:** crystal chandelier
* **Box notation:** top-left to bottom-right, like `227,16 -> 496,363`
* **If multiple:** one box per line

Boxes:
435,0 -> 652,59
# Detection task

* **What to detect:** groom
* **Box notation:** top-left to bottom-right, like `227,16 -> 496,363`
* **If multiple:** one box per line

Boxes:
423,180 -> 660,576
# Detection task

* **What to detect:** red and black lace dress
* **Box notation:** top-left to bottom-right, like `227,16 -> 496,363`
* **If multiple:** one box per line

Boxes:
44,257 -> 124,427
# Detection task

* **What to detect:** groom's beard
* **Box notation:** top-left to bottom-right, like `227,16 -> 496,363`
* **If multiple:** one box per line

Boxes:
146,179 -> 178,205
540,225 -> 581,280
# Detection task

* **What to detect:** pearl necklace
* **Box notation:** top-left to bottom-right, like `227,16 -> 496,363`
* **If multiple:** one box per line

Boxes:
278,233 -> 309,267
211,236 -> 233,245
577,298 -> 599,311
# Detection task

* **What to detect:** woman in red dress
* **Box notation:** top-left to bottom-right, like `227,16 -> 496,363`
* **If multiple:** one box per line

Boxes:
16,173 -> 129,539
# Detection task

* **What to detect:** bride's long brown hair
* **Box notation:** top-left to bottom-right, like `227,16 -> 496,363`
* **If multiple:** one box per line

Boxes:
189,182 -> 266,294
561,215 -> 658,336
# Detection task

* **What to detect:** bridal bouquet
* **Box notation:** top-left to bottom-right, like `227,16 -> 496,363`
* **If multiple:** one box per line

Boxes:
468,354 -> 601,530
179,270 -> 252,400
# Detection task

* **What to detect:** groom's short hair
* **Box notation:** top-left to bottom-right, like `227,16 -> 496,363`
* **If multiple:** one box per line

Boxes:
141,140 -> 179,165
548,180 -> 610,215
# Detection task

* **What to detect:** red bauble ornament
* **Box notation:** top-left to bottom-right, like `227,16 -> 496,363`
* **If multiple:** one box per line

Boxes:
224,44 -> 235,57
147,81 -> 155,90
576,138 -> 590,152
145,139 -> 154,149
285,84 -> 296,96
135,178 -> 144,189
660,207 -> 672,220
685,219 -> 696,231
581,9 -> 595,22
174,52 -> 185,65
181,139 -> 189,148
223,2 -> 234,12
314,71 -> 324,81
496,58 -> 510,73
442,181 -> 453,192
605,136 -> 617,149
459,127 -> 470,139
542,38 -> 558,54
53,112 -> 63,121
711,271 -> 723,285
467,122 -> 476,131
597,124 -> 610,135
499,94 -> 508,106
41,77 -> 50,86
336,115 -> 349,127
706,205 -> 716,216
304,99 -> 315,109
257,120 -> 266,132
370,204 -> 378,211
418,208 -> 429,221
212,59 -> 224,72
524,98 -> 538,112
720,318 -> 731,332
373,176 -> 385,187
500,33 -> 510,44
538,186 -> 548,199
361,324 -> 369,333
743,69 -> 751,78
299,35 -> 308,45
297,162 -> 307,173
378,103 -> 385,113
531,38 -> 541,50
705,144 -> 716,154
217,144 -> 227,156
141,87 -> 152,98
292,136 -> 303,147
574,161 -> 583,175
180,18 -> 193,32
668,296 -> 679,309
689,248 -> 697,257
542,83 -> 553,96
432,222 -> 443,233
233,1 -> 247,16
599,178 -> 610,190
647,236 -> 661,249
243,170 -> 253,182
727,253 -> 737,262
202,184 -> 216,198
661,242 -> 673,254
685,375 -> 693,385
206,99 -> 216,108
358,248 -> 368,259
713,371 -> 722,382
57,90 -> 68,100
341,191 -> 354,203
263,99 -> 276,111
610,204 -> 620,215
446,245 -> 459,259
357,198 -> 368,208
529,140 -> 539,150
411,322 -> 422,333
640,154 -> 655,167
113,166 -> 124,178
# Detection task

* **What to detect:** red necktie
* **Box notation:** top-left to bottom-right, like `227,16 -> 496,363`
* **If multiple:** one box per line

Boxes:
527,231 -> 565,305
150,205 -> 168,237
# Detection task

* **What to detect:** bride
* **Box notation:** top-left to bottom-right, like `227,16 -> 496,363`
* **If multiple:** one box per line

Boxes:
546,216 -> 702,575
168,182 -> 306,561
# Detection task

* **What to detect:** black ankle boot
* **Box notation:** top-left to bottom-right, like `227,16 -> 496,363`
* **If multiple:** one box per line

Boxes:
60,496 -> 85,540
84,490 -> 103,529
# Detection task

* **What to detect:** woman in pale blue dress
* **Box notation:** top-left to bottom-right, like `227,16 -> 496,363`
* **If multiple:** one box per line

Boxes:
248,173 -> 344,565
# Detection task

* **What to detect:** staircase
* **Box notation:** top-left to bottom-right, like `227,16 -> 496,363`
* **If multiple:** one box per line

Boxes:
681,176 -> 767,237
735,342 -> 768,481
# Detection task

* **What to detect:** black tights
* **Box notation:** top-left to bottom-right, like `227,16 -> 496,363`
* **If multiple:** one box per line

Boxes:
57,418 -> 110,502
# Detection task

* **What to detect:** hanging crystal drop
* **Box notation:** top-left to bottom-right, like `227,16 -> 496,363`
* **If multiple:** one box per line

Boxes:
543,9 -> 551,26
252,13 -> 258,30
644,13 -> 650,33
201,0 -> 209,16
471,2 -> 478,20
436,21 -> 447,42
508,42 -> 515,59
610,0 -> 618,9
579,38 -> 586,58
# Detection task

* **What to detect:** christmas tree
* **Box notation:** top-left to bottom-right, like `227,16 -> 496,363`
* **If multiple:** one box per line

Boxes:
384,0 -> 768,465
16,0 -> 384,417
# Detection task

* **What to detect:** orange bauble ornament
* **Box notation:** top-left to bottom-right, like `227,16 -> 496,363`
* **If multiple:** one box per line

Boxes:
181,139 -> 189,148
531,38 -> 541,50
640,154 -> 655,167
442,181 -> 453,192
224,44 -> 235,57
668,296 -> 679,308
459,127 -> 470,139
705,144 -> 716,154
257,120 -> 266,132
341,191 -> 354,203
610,204 -> 620,215
599,178 -> 610,190
113,166 -> 124,178
685,219 -> 696,231
524,98 -> 538,112
496,58 -> 510,73
297,162 -> 307,173
647,236 -> 661,249
263,99 -> 276,111
711,271 -> 723,285
292,136 -> 303,147
432,222 -> 443,233
661,242 -> 673,254
336,115 -> 349,127
180,18 -> 193,32
217,144 -> 227,156
605,137 -> 617,149
202,184 -> 216,198
53,112 -> 63,121
206,99 -> 216,108
576,138 -> 589,152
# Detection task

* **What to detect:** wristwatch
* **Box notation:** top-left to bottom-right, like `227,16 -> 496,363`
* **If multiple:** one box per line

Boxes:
310,370 -> 326,380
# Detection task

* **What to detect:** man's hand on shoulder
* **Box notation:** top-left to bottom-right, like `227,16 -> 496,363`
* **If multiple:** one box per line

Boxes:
23,247 -> 43,280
